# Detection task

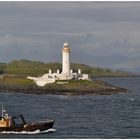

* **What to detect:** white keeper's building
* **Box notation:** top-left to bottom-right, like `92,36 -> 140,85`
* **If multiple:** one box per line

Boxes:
27,42 -> 90,86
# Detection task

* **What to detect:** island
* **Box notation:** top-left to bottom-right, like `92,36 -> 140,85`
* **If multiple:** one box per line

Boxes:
0,59 -> 132,95
0,75 -> 127,96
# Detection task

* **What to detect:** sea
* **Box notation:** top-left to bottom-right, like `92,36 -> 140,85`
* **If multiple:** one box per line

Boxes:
0,77 -> 140,139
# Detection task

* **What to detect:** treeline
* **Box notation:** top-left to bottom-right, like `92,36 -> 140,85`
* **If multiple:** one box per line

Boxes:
0,59 -> 133,77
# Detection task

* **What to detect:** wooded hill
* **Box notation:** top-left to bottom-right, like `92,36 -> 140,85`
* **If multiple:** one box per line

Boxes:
0,59 -> 133,77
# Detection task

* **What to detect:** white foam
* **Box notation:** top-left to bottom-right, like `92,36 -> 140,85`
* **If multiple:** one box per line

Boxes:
130,98 -> 135,101
0,128 -> 56,135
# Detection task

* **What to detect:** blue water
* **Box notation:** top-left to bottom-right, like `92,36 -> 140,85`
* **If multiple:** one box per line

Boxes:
0,77 -> 140,138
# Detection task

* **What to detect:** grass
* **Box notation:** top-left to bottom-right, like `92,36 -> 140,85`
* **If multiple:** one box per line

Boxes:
0,76 -> 37,89
0,59 -> 133,77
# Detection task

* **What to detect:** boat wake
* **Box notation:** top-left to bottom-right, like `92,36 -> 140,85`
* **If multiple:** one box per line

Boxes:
0,128 -> 56,135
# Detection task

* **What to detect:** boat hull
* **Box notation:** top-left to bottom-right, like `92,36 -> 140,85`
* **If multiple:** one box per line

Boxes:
0,120 -> 54,132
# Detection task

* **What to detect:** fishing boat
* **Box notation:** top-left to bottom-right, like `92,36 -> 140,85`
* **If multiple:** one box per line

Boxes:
0,104 -> 55,132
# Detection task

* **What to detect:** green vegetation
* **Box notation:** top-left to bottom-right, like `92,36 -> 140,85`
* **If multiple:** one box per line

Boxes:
0,59 -> 133,77
91,67 -> 131,77
0,63 -> 6,74
0,76 -> 37,89
0,75 -> 127,95
71,63 -> 92,74
4,60 -> 49,76
43,80 -> 95,91
0,60 -> 128,95
42,79 -> 127,95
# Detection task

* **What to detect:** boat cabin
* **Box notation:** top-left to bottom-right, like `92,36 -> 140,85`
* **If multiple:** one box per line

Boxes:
0,115 -> 27,128
0,116 -> 11,127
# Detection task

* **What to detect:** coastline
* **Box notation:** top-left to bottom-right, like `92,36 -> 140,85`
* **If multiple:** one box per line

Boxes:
0,79 -> 128,96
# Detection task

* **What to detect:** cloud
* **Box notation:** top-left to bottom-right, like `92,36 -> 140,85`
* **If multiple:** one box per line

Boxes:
0,2 -> 140,72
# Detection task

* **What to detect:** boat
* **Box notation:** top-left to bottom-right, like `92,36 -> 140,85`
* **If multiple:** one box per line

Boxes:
0,104 -> 55,132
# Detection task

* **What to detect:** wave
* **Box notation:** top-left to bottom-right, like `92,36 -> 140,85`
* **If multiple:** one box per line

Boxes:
0,128 -> 56,135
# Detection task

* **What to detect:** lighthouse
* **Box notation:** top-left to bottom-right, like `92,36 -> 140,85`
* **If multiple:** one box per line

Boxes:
27,41 -> 90,86
62,42 -> 70,77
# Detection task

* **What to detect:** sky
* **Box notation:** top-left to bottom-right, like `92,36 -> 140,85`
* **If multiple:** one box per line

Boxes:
0,2 -> 140,72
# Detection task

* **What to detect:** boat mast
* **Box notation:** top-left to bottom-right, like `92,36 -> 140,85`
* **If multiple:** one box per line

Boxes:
1,104 -> 3,117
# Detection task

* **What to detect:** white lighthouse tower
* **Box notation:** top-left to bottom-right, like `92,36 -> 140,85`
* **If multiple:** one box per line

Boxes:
27,41 -> 90,86
62,42 -> 70,78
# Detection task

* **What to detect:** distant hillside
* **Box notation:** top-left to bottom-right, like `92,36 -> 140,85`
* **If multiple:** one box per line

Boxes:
0,63 -> 6,74
4,60 -> 59,76
0,59 -> 135,77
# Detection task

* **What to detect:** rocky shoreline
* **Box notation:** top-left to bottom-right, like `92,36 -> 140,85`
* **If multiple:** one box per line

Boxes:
0,79 -> 128,96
